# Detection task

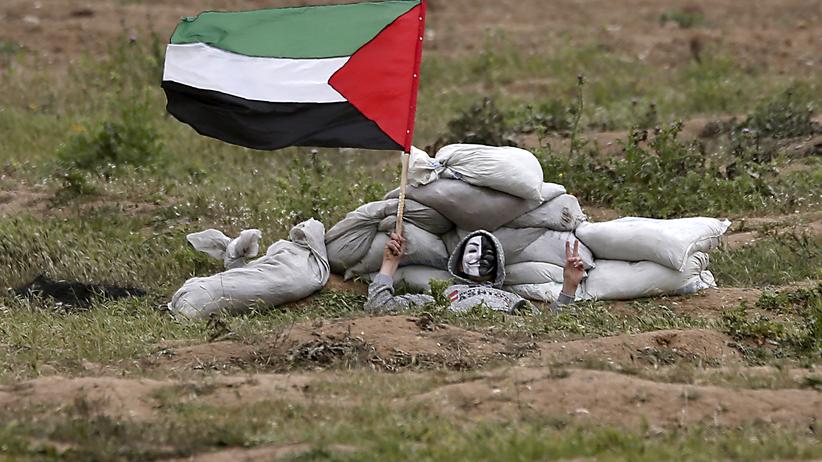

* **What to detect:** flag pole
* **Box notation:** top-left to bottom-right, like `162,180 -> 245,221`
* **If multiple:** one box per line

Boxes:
395,0 -> 426,237
394,150 -> 410,235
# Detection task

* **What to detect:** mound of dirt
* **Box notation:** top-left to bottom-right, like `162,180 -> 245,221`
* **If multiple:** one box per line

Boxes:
148,316 -> 533,373
0,376 -> 171,419
0,373 -> 316,421
529,329 -> 740,368
416,367 -> 822,430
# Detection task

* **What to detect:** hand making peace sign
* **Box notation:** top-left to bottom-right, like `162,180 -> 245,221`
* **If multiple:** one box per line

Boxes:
563,239 -> 585,293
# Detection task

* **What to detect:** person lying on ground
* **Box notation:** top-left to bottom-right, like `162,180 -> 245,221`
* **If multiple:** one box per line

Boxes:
364,229 -> 585,314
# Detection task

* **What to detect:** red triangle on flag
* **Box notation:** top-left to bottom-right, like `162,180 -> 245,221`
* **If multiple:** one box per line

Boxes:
329,3 -> 425,152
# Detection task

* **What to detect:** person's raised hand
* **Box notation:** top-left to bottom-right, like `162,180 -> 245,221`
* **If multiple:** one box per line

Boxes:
379,232 -> 406,278
562,239 -> 585,295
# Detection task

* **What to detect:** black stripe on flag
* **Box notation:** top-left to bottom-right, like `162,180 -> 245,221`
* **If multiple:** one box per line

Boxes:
162,81 -> 403,151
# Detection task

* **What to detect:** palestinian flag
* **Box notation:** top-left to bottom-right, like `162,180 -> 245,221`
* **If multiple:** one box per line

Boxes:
162,0 -> 426,152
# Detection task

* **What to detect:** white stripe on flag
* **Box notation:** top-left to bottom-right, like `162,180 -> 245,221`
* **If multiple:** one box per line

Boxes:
163,43 -> 349,103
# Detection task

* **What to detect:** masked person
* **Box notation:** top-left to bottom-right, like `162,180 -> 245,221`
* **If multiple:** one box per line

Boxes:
364,229 -> 585,314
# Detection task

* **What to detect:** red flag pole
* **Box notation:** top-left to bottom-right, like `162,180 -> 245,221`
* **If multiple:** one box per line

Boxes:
394,0 -> 426,236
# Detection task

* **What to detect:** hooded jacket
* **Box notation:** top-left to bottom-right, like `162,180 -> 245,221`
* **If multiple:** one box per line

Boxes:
364,230 -> 550,314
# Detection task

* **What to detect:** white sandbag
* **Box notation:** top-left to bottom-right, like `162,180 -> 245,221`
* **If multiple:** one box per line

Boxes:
441,228 -> 464,257
326,199 -> 451,273
407,146 -> 440,187
504,282 -> 586,303
505,262 -> 564,285
345,223 -> 448,279
187,228 -> 262,269
170,219 -> 330,320
435,144 -> 545,201
581,252 -> 715,301
365,265 -> 453,293
378,201 -> 452,235
492,227 -> 595,269
386,180 -> 537,232
506,194 -> 587,231
575,217 -> 731,271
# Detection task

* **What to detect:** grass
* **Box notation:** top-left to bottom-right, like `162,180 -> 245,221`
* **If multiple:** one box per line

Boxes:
711,231 -> 821,287
0,13 -> 821,459
1,385 -> 820,462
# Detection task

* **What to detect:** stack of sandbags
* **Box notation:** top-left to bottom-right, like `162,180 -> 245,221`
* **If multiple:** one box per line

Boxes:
575,217 -> 730,300
326,144 -> 731,303
325,144 -> 591,293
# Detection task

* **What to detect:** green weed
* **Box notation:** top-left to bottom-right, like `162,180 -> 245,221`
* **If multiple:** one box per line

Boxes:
435,97 -> 518,149
659,9 -> 705,29
721,285 -> 822,363
55,99 -> 166,175
538,123 -> 781,217
1,394 -> 820,462
740,86 -> 819,140
711,231 -> 821,287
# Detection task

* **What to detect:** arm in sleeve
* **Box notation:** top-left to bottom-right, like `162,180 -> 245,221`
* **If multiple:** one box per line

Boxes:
364,273 -> 435,314
549,291 -> 576,313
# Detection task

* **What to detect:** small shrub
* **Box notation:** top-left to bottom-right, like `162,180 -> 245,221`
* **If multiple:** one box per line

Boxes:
739,88 -> 819,140
659,9 -> 705,29
513,100 -> 572,143
722,286 -> 822,362
54,168 -> 99,200
711,230 -> 821,287
537,123 -> 776,217
437,97 -> 518,148
56,101 -> 165,175
271,152 -> 387,228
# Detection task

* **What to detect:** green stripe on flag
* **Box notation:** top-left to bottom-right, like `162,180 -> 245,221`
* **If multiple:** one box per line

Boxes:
170,1 -> 419,59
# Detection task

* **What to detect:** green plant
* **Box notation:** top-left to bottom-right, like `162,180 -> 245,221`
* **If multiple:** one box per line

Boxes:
513,99 -> 572,146
739,87 -> 819,140
711,231 -> 821,287
56,100 -> 165,175
537,122 -> 779,217
437,97 -> 518,148
271,152 -> 387,228
722,286 -> 822,362
659,9 -> 705,29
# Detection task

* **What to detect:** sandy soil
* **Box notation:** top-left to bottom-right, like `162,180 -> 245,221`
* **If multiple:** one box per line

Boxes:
1,0 -> 820,74
1,1 -> 820,456
2,313 -> 819,431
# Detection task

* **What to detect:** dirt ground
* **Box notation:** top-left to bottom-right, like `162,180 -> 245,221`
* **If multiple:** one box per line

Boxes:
1,0 -> 820,74
1,310 -> 820,432
1,0 -> 821,457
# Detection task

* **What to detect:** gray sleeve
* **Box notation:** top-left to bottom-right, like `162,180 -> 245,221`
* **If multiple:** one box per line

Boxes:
549,291 -> 576,313
364,273 -> 435,314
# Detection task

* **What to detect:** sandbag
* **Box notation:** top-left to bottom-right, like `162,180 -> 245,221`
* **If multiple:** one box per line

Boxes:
506,194 -> 586,231
378,200 -> 453,235
504,262 -> 564,286
345,223 -> 448,279
326,199 -> 451,273
186,228 -> 262,269
504,282 -> 586,304
386,180 -> 538,232
441,228 -> 464,257
581,252 -> 715,301
406,146 -> 440,187
575,217 -> 731,271
491,227 -> 595,269
434,144 -> 545,201
366,265 -> 453,293
170,219 -> 330,320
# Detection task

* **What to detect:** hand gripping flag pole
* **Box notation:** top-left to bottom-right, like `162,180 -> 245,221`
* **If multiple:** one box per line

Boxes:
395,0 -> 426,236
